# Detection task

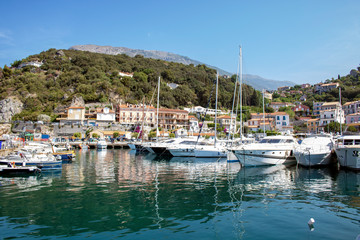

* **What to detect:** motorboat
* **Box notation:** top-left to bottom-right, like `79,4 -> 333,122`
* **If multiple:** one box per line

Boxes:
0,150 -> 62,170
294,134 -> 334,167
167,139 -> 214,157
232,135 -> 298,167
144,137 -> 198,155
96,139 -> 108,150
334,135 -> 360,170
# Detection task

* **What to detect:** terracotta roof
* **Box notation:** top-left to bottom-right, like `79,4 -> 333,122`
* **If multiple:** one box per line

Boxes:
347,112 -> 360,116
217,115 -> 231,119
322,102 -> 339,106
307,118 -> 320,122
68,106 -> 85,109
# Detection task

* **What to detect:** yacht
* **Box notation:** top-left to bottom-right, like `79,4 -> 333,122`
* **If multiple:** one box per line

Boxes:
294,134 -> 334,167
232,135 -> 298,167
167,140 -> 212,157
144,136 -> 200,155
334,135 -> 360,170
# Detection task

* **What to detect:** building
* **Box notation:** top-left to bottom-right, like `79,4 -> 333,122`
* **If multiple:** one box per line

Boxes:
188,115 -> 200,133
301,84 -> 311,89
216,115 -> 234,130
246,115 -> 274,132
343,100 -> 360,115
291,104 -> 310,117
263,91 -> 273,100
56,106 -> 86,125
319,108 -> 344,128
18,61 -> 43,68
116,104 -> 189,130
184,106 -> 224,116
277,86 -> 291,91
119,72 -> 133,77
307,118 -> 320,133
246,112 -> 292,132
345,112 -> 360,124
96,107 -> 116,126
269,102 -> 294,112
299,95 -> 307,101
314,82 -> 339,94
313,102 -> 323,116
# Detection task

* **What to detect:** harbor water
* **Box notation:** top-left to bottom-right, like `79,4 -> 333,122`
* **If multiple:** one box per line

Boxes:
0,149 -> 359,239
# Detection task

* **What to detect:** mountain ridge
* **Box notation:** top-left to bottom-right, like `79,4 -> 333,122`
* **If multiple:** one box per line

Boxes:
69,44 -> 295,90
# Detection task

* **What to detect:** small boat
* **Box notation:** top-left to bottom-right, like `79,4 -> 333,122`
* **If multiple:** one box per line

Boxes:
97,139 -> 108,150
0,151 -> 62,170
294,134 -> 334,167
334,135 -> 360,170
0,164 -> 41,175
232,135 -> 298,167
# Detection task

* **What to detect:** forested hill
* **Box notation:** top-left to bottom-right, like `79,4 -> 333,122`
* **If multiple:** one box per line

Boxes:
70,44 -> 296,91
0,48 -> 259,121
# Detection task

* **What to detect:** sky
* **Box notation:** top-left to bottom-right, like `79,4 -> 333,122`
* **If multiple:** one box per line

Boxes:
0,0 -> 359,84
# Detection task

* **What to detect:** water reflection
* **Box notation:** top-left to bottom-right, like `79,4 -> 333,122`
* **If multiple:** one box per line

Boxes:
0,149 -> 358,240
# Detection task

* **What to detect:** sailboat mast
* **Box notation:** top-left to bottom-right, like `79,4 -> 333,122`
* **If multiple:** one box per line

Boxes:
214,72 -> 219,147
156,76 -> 160,142
239,46 -> 243,139
263,89 -> 265,136
339,87 -> 342,135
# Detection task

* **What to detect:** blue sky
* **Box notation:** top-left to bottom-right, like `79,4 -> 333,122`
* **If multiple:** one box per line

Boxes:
0,0 -> 359,84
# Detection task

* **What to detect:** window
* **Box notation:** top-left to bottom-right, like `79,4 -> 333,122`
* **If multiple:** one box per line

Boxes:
277,116 -> 280,120
283,116 -> 286,120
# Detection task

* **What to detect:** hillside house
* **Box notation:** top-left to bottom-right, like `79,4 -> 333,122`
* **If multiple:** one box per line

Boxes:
314,82 -> 339,94
345,113 -> 360,124
269,102 -> 294,112
343,100 -> 360,115
291,104 -> 310,117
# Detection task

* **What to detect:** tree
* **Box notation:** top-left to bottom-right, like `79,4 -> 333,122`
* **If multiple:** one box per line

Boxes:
73,132 -> 81,138
250,89 -> 260,107
113,132 -> 120,138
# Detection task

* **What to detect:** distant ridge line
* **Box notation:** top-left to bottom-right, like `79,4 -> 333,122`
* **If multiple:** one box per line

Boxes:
69,44 -> 295,90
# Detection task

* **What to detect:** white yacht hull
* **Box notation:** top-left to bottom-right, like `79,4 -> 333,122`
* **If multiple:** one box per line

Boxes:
335,147 -> 360,170
168,148 -> 195,157
294,150 -> 332,167
233,149 -> 296,167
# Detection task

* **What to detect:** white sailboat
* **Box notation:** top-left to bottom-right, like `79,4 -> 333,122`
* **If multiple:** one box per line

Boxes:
194,72 -> 227,159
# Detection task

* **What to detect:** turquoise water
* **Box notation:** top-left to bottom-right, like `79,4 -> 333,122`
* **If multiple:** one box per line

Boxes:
0,149 -> 359,240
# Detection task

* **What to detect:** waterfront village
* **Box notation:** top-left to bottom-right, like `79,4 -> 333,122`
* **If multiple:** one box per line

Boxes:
0,79 -> 359,146
0,72 -> 360,173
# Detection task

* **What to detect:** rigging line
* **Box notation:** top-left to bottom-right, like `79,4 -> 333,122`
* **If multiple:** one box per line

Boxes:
196,76 -> 217,147
228,46 -> 241,142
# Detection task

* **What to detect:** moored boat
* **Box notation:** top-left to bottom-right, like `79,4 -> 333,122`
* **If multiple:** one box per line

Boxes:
334,135 -> 360,170
294,134 -> 334,167
232,135 -> 298,167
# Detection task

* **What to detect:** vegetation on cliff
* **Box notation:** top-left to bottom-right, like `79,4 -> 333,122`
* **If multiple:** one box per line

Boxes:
0,49 -> 263,121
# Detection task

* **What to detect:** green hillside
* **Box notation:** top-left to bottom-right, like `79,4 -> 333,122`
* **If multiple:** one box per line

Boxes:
0,48 -> 258,121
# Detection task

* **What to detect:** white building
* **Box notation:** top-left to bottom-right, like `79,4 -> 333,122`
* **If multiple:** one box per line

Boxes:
96,107 -> 116,125
319,108 -> 344,127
